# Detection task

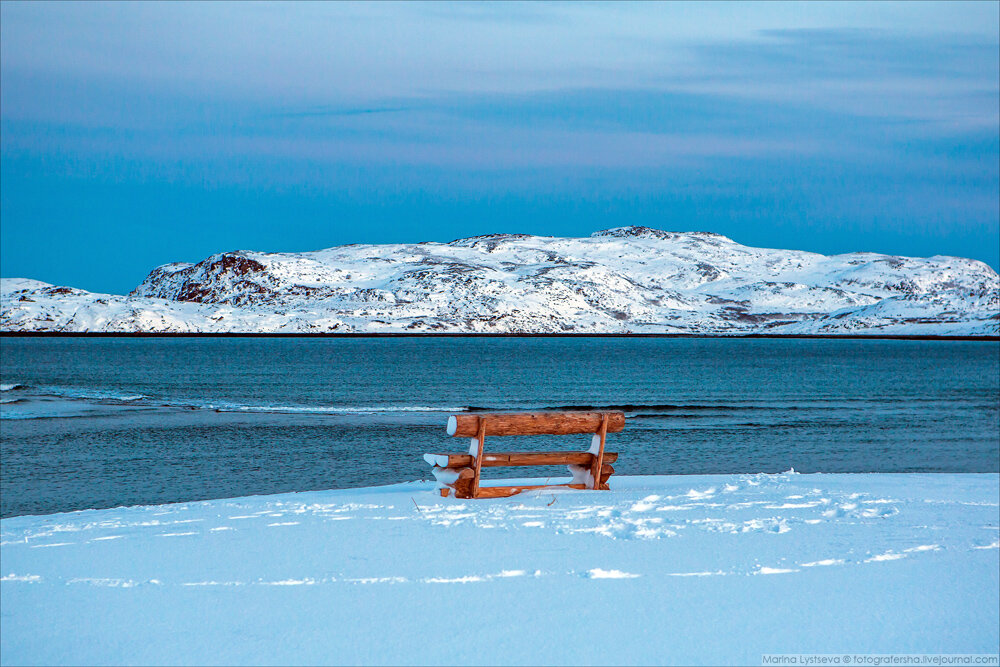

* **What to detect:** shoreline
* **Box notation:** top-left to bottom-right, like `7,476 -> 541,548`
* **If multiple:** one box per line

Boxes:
4,471 -> 1000,523
2,471 -> 999,522
2,331 -> 998,341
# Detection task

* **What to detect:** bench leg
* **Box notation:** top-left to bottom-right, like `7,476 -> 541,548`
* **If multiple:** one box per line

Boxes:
470,418 -> 486,499
599,463 -> 614,490
589,414 -> 609,490
432,467 -> 475,498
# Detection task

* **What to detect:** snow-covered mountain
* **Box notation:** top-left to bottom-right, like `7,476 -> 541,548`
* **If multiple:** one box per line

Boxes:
3,228 -> 998,334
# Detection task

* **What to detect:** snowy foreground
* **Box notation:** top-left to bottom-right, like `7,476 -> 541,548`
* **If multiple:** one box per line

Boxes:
2,472 -> 998,666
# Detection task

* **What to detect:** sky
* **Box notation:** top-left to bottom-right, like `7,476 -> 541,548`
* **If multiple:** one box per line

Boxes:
1,1 -> 998,294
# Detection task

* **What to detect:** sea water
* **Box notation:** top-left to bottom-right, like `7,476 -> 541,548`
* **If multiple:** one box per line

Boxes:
1,337 -> 997,517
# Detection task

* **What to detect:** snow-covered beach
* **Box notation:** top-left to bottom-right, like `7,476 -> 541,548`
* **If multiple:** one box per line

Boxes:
2,472 -> 997,665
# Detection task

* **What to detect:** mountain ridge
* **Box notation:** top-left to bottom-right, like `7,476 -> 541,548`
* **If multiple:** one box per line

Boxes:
3,227 -> 998,334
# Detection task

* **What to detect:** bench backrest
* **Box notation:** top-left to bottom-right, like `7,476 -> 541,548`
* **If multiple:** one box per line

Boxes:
446,411 -> 626,437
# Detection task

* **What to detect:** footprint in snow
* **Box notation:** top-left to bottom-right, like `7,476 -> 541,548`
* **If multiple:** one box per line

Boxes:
865,551 -> 906,562
800,559 -> 845,567
67,577 -> 141,588
629,500 -> 657,512
755,566 -> 799,575
860,506 -> 898,519
742,518 -> 791,534
823,503 -> 898,520
765,501 -> 822,509
585,568 -> 641,579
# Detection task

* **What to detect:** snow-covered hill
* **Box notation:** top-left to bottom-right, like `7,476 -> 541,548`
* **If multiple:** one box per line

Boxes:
3,228 -> 998,334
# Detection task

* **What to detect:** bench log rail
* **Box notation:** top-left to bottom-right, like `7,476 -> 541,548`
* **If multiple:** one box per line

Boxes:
424,411 -> 625,499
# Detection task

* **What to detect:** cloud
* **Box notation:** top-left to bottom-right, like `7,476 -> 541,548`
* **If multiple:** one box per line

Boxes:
263,106 -> 412,119
658,28 -> 999,132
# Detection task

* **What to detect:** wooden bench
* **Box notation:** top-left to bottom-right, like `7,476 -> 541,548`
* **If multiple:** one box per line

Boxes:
424,411 -> 625,499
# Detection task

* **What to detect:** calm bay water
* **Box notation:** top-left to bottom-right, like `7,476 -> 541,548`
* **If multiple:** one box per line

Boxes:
1,337 -> 997,518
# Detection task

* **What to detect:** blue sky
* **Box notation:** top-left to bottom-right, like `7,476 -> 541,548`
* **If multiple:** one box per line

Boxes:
1,1 -> 998,294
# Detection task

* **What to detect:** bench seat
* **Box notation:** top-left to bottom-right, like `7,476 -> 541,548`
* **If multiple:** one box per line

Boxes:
424,451 -> 618,468
461,482 -> 588,499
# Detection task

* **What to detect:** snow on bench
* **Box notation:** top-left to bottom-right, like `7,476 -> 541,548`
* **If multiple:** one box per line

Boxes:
424,411 -> 625,499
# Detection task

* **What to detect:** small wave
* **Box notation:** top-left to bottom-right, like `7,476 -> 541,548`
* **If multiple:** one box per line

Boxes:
0,383 -> 26,392
0,398 -> 24,405
210,405 -> 469,415
0,412 -> 95,421
2,390 -> 470,417
30,387 -> 150,402
465,404 -> 787,413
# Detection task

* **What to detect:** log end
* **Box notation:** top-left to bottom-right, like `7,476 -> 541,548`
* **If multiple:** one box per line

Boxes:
446,415 -> 458,436
423,453 -> 451,467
